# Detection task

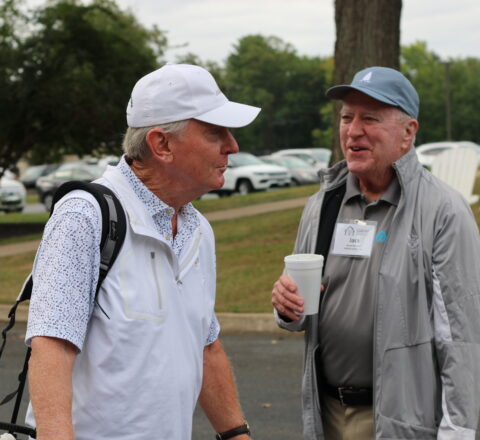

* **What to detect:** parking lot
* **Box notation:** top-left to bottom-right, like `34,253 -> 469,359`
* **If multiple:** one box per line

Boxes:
0,324 -> 305,439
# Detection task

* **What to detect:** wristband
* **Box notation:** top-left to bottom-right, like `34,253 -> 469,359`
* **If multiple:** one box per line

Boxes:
215,422 -> 250,439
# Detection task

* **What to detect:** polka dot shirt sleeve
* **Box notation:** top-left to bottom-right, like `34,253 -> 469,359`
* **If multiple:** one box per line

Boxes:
25,197 -> 101,351
205,313 -> 220,346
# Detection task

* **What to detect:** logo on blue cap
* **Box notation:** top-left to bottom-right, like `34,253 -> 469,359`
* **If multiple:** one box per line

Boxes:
325,66 -> 419,119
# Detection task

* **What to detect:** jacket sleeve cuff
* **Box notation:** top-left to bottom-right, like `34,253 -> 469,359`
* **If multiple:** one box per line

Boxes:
274,308 -> 306,332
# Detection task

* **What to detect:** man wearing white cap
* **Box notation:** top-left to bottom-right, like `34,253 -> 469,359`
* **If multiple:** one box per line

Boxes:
272,66 -> 480,439
26,64 -> 260,440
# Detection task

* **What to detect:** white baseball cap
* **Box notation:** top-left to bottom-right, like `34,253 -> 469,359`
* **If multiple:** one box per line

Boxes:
126,63 -> 261,128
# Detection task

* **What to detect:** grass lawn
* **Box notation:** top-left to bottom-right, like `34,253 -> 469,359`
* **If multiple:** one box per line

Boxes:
472,176 -> 480,228
0,252 -> 35,302
26,193 -> 39,204
213,207 -> 302,312
0,207 -> 303,309
1,178 -> 479,310
0,212 -> 49,224
193,184 -> 317,213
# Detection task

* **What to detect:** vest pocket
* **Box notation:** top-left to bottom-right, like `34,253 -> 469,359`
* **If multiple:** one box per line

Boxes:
120,249 -> 167,322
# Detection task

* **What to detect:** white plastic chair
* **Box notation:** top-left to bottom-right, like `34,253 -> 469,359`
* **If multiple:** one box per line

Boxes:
431,147 -> 479,204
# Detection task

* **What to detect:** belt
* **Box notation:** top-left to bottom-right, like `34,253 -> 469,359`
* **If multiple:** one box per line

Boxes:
324,383 -> 373,406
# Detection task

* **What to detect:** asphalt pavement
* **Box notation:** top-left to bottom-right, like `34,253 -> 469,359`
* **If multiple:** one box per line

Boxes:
0,324 -> 305,439
1,195 -> 310,438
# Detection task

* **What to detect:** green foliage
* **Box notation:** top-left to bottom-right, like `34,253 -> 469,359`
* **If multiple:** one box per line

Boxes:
2,1 -> 479,173
448,58 -> 480,142
401,42 -> 446,143
0,0 -> 167,172
402,41 -> 480,144
223,35 -> 332,153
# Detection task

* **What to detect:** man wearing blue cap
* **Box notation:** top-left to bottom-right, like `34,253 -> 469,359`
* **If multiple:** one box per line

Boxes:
272,66 -> 480,439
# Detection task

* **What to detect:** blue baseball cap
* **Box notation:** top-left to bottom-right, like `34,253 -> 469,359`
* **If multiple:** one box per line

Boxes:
326,66 -> 419,119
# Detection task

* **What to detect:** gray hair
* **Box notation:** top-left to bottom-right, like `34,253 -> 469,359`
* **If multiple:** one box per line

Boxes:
122,120 -> 189,161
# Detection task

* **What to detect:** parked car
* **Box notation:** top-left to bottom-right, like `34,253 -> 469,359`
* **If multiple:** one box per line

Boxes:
415,141 -> 480,170
272,148 -> 331,171
36,163 -> 105,210
212,152 -> 291,196
307,148 -> 332,167
0,175 -> 26,213
20,164 -> 60,188
260,155 -> 319,185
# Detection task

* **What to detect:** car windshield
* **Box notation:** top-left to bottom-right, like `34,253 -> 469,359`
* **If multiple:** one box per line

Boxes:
229,153 -> 264,167
21,165 -> 47,180
309,150 -> 331,162
287,153 -> 314,163
276,156 -> 311,169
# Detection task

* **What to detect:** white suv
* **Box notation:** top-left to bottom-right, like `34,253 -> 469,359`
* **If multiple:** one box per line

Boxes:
214,152 -> 291,196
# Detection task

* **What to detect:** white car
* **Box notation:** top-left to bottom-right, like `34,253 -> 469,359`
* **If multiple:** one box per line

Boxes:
272,148 -> 331,172
214,152 -> 291,196
415,141 -> 480,169
0,175 -> 27,213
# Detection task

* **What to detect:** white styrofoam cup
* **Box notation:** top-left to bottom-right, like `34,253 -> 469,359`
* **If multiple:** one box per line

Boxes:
284,253 -> 324,315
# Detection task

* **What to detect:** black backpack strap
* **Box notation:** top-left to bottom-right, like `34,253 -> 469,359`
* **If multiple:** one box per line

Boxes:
314,182 -> 347,268
0,181 -> 126,438
51,181 -> 127,313
0,275 -> 35,437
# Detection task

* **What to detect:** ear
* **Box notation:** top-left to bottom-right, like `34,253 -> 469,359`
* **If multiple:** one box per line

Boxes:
146,128 -> 174,163
403,118 -> 419,150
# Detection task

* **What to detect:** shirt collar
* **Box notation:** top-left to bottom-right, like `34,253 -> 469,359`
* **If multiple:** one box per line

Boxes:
345,172 -> 401,206
116,155 -> 197,219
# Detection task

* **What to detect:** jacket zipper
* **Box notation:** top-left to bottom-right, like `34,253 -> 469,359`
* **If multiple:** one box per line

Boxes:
178,230 -> 202,276
150,252 -> 163,308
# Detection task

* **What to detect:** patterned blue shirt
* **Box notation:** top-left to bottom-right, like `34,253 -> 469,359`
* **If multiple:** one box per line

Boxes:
26,157 -> 220,350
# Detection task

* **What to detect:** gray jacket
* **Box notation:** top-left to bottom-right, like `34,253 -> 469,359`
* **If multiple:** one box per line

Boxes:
276,148 -> 480,439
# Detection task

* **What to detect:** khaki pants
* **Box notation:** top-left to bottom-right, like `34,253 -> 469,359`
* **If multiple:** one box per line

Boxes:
321,394 -> 374,440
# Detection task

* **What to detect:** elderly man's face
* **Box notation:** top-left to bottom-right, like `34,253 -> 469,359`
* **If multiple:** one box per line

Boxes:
339,91 -> 416,183
168,119 -> 239,193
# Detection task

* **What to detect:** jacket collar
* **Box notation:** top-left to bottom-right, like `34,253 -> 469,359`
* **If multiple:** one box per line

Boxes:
102,165 -> 163,239
319,147 -> 422,194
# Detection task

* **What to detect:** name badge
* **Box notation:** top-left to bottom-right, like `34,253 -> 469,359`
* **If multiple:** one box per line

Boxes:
331,220 -> 377,258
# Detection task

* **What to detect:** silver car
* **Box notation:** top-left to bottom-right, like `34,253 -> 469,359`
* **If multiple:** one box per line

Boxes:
261,155 -> 319,185
0,175 -> 27,213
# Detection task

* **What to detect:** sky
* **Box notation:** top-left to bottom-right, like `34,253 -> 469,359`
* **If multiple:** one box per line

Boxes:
25,0 -> 480,64
114,0 -> 479,64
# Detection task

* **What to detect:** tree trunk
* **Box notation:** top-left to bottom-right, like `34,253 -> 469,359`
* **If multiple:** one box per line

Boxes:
331,0 -> 402,163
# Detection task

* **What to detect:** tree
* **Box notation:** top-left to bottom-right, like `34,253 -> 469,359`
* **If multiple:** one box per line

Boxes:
331,0 -> 402,163
0,0 -> 27,176
224,35 -> 330,153
446,57 -> 480,142
0,0 -> 167,176
401,42 -> 480,145
401,42 -> 445,144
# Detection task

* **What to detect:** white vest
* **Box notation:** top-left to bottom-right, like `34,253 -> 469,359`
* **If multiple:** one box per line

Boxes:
27,166 -> 217,439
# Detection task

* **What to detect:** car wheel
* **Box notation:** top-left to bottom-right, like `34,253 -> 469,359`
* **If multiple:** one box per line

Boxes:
43,193 -> 54,211
237,179 -> 253,195
291,178 -> 300,186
